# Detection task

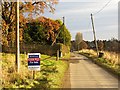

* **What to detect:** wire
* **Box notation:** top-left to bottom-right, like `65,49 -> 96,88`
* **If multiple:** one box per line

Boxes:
93,0 -> 112,15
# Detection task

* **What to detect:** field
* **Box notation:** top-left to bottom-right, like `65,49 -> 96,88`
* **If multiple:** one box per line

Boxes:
79,49 -> 120,76
1,53 -> 69,89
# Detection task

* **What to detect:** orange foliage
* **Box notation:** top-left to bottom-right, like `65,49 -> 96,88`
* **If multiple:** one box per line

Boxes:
2,1 -> 58,46
25,17 -> 60,43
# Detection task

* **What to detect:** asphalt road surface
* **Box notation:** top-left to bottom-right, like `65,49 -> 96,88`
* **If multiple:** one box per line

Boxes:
64,52 -> 119,89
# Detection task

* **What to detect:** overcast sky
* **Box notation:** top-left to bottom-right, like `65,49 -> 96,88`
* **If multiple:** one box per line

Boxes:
43,0 -> 119,41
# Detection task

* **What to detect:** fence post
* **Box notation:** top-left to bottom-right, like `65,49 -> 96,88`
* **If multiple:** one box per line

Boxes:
56,50 -> 59,60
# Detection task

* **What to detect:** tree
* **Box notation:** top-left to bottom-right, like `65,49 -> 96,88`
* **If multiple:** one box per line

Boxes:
97,40 -> 104,51
103,38 -> 119,52
109,38 -> 118,52
56,20 -> 71,46
2,2 -> 16,46
79,41 -> 88,50
71,40 -> 76,51
75,32 -> 83,50
23,17 -> 60,45
24,18 -> 71,46
2,1 -> 58,46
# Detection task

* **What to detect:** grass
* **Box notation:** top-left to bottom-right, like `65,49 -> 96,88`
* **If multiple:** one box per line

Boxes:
1,53 -> 69,89
60,52 -> 70,59
79,49 -> 120,76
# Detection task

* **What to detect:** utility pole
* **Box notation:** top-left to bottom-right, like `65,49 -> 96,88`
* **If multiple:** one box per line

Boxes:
15,0 -> 20,73
63,16 -> 65,45
91,13 -> 99,57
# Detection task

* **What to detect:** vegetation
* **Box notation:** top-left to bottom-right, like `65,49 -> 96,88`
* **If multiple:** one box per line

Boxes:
97,40 -> 104,51
2,1 -> 58,47
71,38 -> 119,53
86,38 -> 119,52
71,40 -> 88,51
23,18 -> 71,46
2,1 -> 71,57
2,1 -> 71,47
56,20 -> 71,46
79,49 -> 120,76
1,53 -> 69,88
78,41 -> 88,50
75,32 -> 83,50
23,17 -> 60,45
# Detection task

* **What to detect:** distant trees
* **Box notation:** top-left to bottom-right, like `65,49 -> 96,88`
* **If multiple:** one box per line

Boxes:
103,38 -> 119,52
79,41 -> 88,50
71,37 -> 119,53
71,40 -> 88,51
71,32 -> 88,51
97,40 -> 104,51
87,38 -> 119,53
75,32 -> 83,50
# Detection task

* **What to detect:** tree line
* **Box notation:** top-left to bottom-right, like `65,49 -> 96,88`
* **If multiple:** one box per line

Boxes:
71,38 -> 119,53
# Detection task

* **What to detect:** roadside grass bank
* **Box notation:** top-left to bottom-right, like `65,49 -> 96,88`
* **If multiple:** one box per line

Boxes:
59,52 -> 70,61
79,49 -> 120,77
1,53 -> 69,89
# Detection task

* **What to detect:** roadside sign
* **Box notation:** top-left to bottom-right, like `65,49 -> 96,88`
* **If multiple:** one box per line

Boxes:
28,53 -> 40,71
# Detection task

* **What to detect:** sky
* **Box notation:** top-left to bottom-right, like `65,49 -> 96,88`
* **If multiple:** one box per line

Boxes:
42,0 -> 119,41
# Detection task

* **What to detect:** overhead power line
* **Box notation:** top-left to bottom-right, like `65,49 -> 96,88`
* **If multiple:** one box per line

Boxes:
93,0 -> 112,15
51,24 -> 64,46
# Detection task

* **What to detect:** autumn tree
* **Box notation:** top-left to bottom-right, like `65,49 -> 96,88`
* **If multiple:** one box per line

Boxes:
23,17 -> 60,45
2,1 -> 58,47
79,41 -> 88,50
97,40 -> 104,51
23,18 -> 71,46
2,2 -> 16,46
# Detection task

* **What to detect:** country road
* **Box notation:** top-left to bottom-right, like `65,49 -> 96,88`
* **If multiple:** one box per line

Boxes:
63,52 -> 119,90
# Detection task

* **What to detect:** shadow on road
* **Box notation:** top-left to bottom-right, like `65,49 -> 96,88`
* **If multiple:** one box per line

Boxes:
69,60 -> 79,63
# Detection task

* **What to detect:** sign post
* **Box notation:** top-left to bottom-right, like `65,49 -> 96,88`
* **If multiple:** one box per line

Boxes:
28,53 -> 40,79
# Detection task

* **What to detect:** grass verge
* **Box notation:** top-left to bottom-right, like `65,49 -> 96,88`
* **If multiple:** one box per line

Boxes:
79,50 -> 120,77
1,53 -> 69,89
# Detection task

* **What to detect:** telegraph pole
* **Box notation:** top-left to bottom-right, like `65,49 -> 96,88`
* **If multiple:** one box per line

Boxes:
15,0 -> 20,73
91,13 -> 99,57
63,16 -> 65,45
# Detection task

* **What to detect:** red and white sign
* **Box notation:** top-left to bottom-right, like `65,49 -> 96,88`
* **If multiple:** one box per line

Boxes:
28,53 -> 40,71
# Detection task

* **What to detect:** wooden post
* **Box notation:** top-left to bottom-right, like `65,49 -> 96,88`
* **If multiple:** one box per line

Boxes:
33,71 -> 35,79
15,0 -> 20,73
91,13 -> 99,57
63,17 -> 65,45
56,50 -> 59,60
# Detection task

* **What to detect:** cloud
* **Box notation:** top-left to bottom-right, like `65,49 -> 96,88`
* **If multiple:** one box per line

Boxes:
43,0 -> 118,41
54,2 -> 102,16
58,0 -> 112,3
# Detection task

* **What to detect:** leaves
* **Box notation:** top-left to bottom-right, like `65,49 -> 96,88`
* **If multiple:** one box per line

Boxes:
55,20 -> 71,46
23,17 -> 60,45
2,1 -> 58,46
